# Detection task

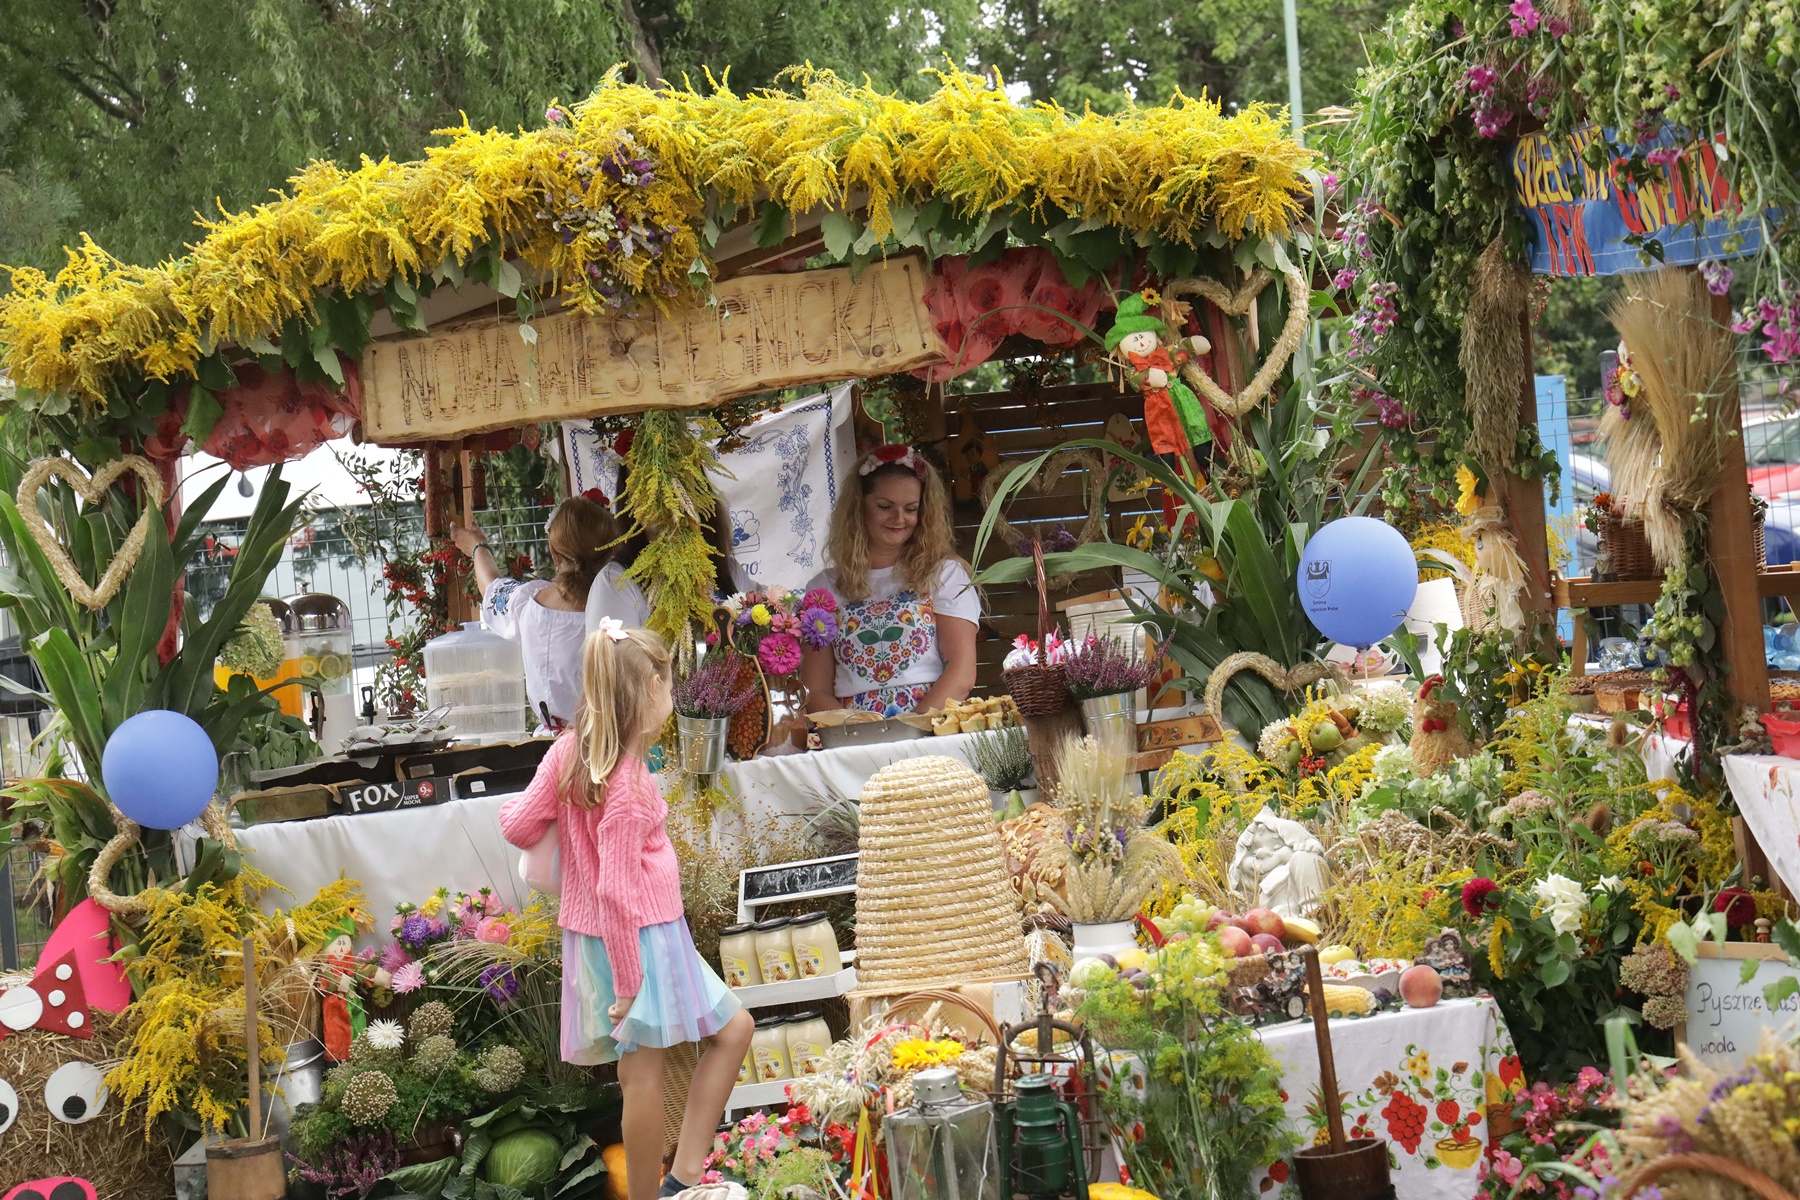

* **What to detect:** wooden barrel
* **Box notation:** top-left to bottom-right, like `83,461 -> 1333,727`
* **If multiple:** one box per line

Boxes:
206,1136 -> 286,1200
1294,1138 -> 1395,1200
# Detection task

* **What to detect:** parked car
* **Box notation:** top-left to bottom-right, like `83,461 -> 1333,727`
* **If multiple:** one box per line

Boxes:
1568,450 -> 1799,571
1746,415 -> 1800,500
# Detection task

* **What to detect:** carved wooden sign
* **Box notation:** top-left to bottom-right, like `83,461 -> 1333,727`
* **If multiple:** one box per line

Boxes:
361,257 -> 944,442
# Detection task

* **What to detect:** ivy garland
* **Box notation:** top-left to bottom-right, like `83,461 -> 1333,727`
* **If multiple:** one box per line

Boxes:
1329,0 -> 1800,511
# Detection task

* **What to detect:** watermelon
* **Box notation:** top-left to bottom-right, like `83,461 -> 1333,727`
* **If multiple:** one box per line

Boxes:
484,1128 -> 562,1189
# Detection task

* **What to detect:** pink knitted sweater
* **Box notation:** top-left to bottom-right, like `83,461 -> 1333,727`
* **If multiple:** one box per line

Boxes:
499,733 -> 683,994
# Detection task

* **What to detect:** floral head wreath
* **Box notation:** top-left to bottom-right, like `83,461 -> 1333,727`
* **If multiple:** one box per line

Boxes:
858,445 -> 928,480
579,487 -> 611,509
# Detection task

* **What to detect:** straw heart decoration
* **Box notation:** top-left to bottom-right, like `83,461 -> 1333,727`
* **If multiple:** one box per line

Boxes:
1166,265 -> 1311,418
978,448 -> 1108,586
1204,650 -> 1345,733
16,455 -> 165,610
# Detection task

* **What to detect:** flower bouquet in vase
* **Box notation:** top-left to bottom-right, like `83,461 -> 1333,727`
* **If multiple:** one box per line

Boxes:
1062,633 -> 1157,747
716,587 -> 839,758
674,651 -> 757,777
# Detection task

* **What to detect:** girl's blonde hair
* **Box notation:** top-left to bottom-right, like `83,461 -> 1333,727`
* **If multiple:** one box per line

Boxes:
560,627 -> 671,807
546,495 -> 623,601
825,460 -> 964,603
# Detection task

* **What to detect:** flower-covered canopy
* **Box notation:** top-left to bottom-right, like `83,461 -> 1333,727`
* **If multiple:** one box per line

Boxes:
0,67 -> 1314,427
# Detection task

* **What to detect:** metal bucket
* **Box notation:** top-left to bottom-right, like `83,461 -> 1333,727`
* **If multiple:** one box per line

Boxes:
1078,691 -> 1137,746
264,1039 -> 326,1148
677,714 -> 730,776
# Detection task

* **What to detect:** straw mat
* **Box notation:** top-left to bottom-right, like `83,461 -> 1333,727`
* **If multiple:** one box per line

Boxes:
852,756 -> 1029,992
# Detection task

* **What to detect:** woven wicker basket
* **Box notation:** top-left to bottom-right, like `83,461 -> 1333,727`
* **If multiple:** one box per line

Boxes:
1599,512 -> 1655,580
851,756 -> 1031,993
1617,1152 -> 1796,1200
1004,541 -> 1073,718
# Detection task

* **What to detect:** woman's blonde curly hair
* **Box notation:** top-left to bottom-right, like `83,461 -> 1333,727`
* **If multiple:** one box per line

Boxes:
825,459 -> 966,603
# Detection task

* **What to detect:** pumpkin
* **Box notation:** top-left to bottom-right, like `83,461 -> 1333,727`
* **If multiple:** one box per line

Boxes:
1088,1184 -> 1160,1200
602,1142 -> 630,1200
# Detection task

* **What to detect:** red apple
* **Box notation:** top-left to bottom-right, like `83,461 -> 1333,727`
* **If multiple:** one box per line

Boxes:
1205,910 -> 1234,932
1244,908 -> 1287,940
1228,915 -> 1254,934
1400,964 -> 1443,1008
1215,926 -> 1253,957
1250,932 -> 1285,955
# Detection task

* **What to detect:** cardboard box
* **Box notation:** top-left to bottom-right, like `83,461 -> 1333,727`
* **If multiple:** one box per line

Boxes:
396,737 -> 553,782
451,764 -> 540,801
332,775 -> 451,816
232,784 -> 334,826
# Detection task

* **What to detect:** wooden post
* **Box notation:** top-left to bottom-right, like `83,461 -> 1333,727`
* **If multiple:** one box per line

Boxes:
422,445 -> 476,627
1498,313 -> 1555,627
1708,289 -> 1770,713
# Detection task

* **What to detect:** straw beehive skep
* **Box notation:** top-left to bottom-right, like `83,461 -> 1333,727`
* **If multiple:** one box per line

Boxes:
852,757 -> 1030,991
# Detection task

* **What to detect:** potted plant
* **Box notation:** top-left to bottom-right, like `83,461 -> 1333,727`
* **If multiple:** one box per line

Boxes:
673,651 -> 756,777
1050,736 -> 1180,958
1063,633 -> 1157,743
969,724 -> 1036,817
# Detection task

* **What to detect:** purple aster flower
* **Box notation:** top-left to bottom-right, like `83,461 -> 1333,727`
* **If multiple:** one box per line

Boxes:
798,606 -> 838,650
480,964 -> 520,1006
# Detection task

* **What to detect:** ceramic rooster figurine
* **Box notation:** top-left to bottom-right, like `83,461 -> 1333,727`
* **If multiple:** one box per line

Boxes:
1410,675 -> 1473,777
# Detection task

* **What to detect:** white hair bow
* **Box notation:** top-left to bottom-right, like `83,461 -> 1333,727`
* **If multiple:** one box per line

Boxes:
594,616 -> 630,642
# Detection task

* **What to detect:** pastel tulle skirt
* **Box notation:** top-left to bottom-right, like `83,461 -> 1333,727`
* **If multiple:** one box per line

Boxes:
561,919 -> 743,1065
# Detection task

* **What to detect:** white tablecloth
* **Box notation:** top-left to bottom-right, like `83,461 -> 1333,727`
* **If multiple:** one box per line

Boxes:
238,732 -> 981,936
1255,997 -> 1520,1200
1567,715 -> 1690,780
1722,754 -> 1800,897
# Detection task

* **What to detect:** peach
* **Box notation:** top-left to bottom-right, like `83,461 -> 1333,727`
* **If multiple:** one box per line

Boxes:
1400,964 -> 1443,1008
1215,926 -> 1254,957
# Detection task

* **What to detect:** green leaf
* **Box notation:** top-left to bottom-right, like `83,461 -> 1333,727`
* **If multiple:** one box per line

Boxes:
386,1157 -> 457,1199
195,355 -> 237,391
1741,957 -> 1763,984
1766,976 -> 1800,1013
494,258 -> 523,299
390,275 -> 418,305
887,203 -> 918,244
313,343 -> 345,386
1538,957 -> 1571,988
1774,919 -> 1800,963
754,202 -> 788,248
820,212 -> 857,260
30,628 -> 105,779
1666,920 -> 1700,964
181,384 -> 225,445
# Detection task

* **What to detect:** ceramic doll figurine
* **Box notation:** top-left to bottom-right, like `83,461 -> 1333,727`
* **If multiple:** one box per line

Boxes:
1228,809 -> 1330,918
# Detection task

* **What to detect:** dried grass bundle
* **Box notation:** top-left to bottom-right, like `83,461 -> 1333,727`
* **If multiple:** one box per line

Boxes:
1460,237 -> 1532,476
1603,269 -> 1738,567
1047,736 -> 1180,923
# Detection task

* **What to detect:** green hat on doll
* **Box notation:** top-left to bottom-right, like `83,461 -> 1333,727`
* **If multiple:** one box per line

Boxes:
1104,291 -> 1170,351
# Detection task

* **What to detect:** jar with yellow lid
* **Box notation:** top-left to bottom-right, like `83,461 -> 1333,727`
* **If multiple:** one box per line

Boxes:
752,917 -> 798,984
787,912 -> 841,979
719,922 -> 760,988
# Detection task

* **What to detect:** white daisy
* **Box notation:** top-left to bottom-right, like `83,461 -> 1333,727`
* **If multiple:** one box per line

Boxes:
365,1019 -> 406,1052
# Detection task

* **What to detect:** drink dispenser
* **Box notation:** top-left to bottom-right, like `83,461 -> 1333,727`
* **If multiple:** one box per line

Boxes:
422,622 -> 529,741
214,598 -> 299,717
285,593 -> 356,751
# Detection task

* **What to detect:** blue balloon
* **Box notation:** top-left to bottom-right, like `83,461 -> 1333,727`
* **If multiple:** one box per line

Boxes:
1297,517 -> 1420,648
101,710 -> 219,830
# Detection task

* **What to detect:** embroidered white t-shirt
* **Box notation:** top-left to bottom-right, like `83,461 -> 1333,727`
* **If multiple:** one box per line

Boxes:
807,559 -> 981,699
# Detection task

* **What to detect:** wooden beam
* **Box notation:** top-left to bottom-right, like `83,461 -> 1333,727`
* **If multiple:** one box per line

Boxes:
1499,312 -> 1555,625
1709,287 -> 1771,712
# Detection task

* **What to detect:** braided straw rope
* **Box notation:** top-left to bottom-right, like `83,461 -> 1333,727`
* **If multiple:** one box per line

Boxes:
88,796 -> 241,917
15,454 -> 165,610
851,756 -> 1029,993
1204,651 -> 1345,733
1165,265 -> 1311,418
1617,1153 -> 1796,1200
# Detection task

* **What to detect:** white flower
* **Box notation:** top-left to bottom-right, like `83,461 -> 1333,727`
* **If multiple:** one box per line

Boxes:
1533,873 -> 1589,935
1256,718 -> 1296,761
365,1020 -> 406,1052
1369,743 -> 1414,786
1355,682 -> 1411,734
1595,875 -> 1625,894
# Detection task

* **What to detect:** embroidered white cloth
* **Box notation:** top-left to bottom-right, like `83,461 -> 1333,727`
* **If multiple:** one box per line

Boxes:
709,385 -> 854,594
1722,753 -> 1800,896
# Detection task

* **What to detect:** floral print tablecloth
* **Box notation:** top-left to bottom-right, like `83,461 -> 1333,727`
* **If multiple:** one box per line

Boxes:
1255,995 -> 1522,1200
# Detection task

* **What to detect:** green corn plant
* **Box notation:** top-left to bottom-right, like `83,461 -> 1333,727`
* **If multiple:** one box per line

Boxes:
0,452 -> 307,909
975,379 -> 1383,740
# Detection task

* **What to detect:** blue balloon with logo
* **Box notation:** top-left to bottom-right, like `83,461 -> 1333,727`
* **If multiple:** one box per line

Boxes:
101,710 -> 219,830
1296,517 -> 1420,648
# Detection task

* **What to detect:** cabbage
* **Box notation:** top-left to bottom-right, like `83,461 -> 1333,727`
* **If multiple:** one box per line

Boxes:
484,1128 -> 562,1189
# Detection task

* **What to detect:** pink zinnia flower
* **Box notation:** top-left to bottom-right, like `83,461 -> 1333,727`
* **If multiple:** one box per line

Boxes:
801,587 -> 838,614
757,631 -> 803,676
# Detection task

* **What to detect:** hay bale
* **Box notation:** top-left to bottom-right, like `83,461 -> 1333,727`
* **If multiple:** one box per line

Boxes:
0,1013 -> 170,1198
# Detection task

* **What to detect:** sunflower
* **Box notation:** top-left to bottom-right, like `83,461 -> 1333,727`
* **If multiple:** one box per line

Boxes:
1454,463 -> 1483,517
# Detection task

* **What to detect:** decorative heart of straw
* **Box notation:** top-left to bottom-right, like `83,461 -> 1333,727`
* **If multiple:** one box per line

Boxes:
1165,265 -> 1311,418
16,455 -> 165,610
979,448 -> 1108,573
1205,651 -> 1345,731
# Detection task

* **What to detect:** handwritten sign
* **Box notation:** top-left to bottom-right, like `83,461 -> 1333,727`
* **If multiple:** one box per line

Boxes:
361,259 -> 943,442
738,853 -> 859,917
1678,942 -> 1800,1069
1510,125 -> 1764,277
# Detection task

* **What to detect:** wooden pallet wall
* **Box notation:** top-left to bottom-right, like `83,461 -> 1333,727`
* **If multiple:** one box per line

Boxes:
934,380 -> 1157,690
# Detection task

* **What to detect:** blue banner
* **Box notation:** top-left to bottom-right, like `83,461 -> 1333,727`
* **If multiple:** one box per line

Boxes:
1536,375 -> 1574,643
1511,125 -> 1764,277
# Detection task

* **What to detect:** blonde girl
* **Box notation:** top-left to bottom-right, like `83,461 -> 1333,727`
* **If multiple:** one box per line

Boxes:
501,622 -> 751,1200
454,494 -> 649,729
801,445 -> 982,716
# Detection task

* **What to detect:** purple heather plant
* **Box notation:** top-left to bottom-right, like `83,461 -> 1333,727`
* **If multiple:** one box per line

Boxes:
673,651 -> 758,719
1062,634 -> 1159,700
290,1131 -> 404,1199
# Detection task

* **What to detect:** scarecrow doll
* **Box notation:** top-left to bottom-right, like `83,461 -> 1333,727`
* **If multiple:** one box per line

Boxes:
1105,290 -> 1214,468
